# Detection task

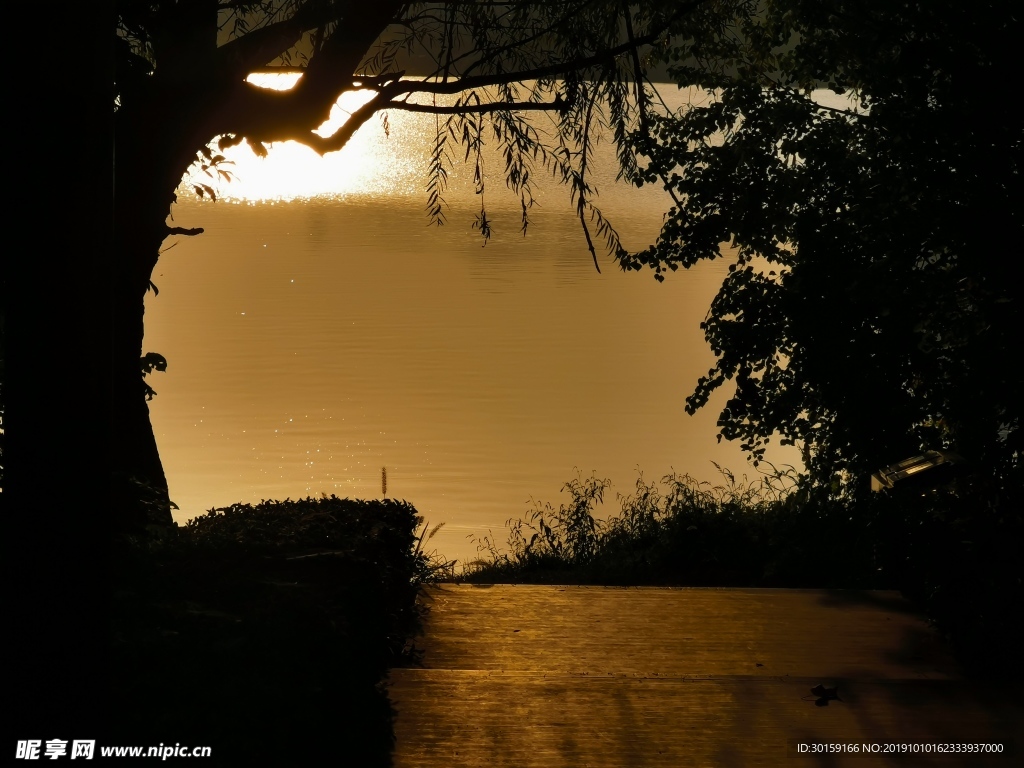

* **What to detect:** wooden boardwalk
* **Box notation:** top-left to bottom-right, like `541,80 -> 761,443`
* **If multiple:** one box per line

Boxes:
388,585 -> 1021,766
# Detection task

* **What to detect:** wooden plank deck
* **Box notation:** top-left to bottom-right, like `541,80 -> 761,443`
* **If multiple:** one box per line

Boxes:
388,585 -> 1021,766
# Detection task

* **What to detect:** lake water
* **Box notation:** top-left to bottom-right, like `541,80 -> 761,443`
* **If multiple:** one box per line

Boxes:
146,85 -> 801,564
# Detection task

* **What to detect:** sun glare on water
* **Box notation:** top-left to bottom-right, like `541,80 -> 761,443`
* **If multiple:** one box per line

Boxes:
184,72 -> 422,202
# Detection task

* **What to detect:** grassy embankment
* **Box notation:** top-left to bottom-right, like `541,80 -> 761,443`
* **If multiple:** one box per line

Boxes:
456,466 -> 1023,681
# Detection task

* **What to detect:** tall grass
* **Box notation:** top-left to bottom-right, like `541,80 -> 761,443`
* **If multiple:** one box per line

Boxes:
458,463 -> 1024,680
463,464 -> 873,587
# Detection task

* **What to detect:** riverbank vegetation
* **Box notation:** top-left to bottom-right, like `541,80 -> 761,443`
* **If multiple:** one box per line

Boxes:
518,0 -> 1019,682
458,467 -> 1022,681
109,495 -> 430,766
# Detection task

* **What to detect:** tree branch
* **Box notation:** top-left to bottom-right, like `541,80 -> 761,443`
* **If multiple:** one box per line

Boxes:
398,33 -> 663,96
288,89 -> 396,154
247,66 -> 308,74
212,3 -> 709,163
216,1 -> 409,82
215,12 -> 309,79
388,100 -> 563,115
217,28 -> 658,151
455,1 -> 595,78
622,2 -> 650,138
301,3 -> 407,87
578,92 -> 601,273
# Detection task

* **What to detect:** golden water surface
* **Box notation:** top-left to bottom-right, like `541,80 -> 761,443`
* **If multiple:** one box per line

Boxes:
146,84 -> 802,564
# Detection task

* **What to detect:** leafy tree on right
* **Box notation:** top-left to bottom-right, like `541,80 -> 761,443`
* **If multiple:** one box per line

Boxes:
620,0 -> 1020,494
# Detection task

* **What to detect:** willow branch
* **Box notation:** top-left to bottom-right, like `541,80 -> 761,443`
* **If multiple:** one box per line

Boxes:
400,34 -> 662,96
622,2 -> 649,138
578,91 -> 600,273
388,100 -> 563,115
216,6 -> 701,160
455,1 -> 595,78
221,32 -> 653,151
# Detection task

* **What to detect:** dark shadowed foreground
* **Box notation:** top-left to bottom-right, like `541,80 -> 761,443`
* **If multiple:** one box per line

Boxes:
108,496 -> 427,766
389,585 -> 1021,767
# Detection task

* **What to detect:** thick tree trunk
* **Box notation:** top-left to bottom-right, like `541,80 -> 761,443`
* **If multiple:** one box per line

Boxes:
107,0 -> 405,532
112,95 -> 204,532
109,219 -> 171,531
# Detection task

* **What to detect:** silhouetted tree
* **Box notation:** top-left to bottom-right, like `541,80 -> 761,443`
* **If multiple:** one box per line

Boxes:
0,300 -> 5,493
618,0 -> 1021,493
113,1 -> 701,531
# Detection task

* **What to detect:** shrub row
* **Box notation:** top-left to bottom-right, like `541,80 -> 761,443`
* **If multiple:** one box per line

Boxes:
109,496 -> 428,765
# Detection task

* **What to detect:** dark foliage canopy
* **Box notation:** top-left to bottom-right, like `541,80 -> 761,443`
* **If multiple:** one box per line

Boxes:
617,0 -> 1021,489
114,1 -> 702,267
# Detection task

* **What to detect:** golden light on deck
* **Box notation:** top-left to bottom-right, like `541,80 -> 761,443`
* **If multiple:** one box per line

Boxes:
182,73 -> 418,201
